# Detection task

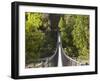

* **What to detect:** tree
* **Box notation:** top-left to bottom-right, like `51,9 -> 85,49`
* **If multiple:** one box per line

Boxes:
25,12 -> 43,31
59,15 -> 78,57
72,15 -> 89,62
25,12 -> 58,64
59,15 -> 89,63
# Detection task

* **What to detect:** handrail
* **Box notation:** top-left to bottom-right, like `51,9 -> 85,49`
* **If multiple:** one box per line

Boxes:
26,47 -> 58,67
49,48 -> 58,61
61,47 -> 81,65
41,48 -> 58,66
58,32 -> 81,66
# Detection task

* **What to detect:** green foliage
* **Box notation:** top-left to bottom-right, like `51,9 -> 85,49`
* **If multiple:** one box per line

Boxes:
72,15 -> 89,61
26,30 -> 45,60
25,12 -> 89,64
59,15 -> 78,57
25,12 -> 42,31
58,17 -> 66,31
59,15 -> 89,63
25,12 -> 57,63
39,31 -> 57,57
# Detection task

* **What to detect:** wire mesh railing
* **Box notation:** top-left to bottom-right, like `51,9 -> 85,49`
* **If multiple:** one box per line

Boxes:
58,32 -> 81,66
61,47 -> 81,66
25,48 -> 58,68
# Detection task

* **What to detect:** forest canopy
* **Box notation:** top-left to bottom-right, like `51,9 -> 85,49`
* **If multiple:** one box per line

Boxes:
25,12 -> 89,65
25,12 -> 57,64
59,14 -> 89,64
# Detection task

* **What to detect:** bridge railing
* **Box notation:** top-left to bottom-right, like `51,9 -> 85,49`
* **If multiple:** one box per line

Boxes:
61,47 -> 81,66
58,32 -> 81,66
25,48 -> 58,68
43,48 -> 58,67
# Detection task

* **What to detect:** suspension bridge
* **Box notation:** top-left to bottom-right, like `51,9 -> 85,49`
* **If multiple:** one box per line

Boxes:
26,32 -> 81,68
